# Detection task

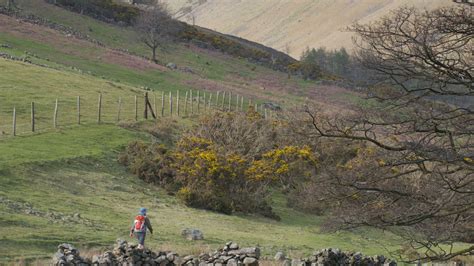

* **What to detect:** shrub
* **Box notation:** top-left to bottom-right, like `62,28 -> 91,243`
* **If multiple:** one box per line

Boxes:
172,136 -> 278,218
192,111 -> 276,160
246,145 -> 318,190
119,112 -> 322,219
118,141 -> 176,190
51,0 -> 140,25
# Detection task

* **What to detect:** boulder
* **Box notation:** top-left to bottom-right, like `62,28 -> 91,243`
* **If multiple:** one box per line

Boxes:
274,251 -> 286,261
243,257 -> 258,266
166,62 -> 177,69
181,228 -> 204,240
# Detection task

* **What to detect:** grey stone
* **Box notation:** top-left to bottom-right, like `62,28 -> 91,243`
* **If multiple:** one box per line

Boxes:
243,257 -> 258,265
220,255 -> 233,263
227,258 -> 239,266
182,255 -> 195,263
181,228 -> 204,240
155,255 -> 167,263
274,251 -> 286,261
291,259 -> 305,266
166,252 -> 176,261
166,62 -> 177,69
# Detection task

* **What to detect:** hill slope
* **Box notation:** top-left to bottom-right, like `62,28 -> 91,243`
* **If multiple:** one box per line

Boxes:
164,0 -> 454,57
0,0 -> 402,262
0,59 -> 401,262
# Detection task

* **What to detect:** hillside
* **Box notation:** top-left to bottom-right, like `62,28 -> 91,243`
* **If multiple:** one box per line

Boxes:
164,0 -> 454,57
0,0 -> 404,263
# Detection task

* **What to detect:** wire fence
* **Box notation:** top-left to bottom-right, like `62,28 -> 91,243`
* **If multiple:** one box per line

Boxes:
0,90 -> 273,139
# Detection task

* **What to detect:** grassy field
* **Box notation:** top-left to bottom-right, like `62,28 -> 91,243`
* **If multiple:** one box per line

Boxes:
0,58 -> 404,261
0,123 -> 405,263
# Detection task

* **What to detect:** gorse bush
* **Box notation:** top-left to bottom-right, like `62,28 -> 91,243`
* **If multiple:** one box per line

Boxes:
118,141 -> 176,190
119,112 -> 320,219
192,110 -> 276,160
173,136 -> 277,218
247,145 -> 318,189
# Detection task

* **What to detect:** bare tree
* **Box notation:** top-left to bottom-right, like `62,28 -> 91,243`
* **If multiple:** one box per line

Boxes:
136,4 -> 177,63
299,6 -> 473,262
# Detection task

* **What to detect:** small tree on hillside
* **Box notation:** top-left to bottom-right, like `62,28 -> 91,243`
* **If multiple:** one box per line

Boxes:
136,4 -> 177,63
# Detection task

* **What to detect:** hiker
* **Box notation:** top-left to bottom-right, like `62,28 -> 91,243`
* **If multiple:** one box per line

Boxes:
130,207 -> 153,249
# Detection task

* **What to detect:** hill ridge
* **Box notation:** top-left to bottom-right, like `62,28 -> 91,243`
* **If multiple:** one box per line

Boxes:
162,0 -> 454,57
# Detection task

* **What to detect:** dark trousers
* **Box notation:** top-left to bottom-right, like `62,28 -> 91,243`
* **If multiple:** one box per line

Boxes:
135,232 -> 146,245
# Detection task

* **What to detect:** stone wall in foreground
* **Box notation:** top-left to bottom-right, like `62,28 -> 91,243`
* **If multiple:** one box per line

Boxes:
52,240 -> 397,265
53,240 -> 260,266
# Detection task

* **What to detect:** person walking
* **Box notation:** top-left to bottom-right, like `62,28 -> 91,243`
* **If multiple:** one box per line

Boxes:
130,207 -> 153,249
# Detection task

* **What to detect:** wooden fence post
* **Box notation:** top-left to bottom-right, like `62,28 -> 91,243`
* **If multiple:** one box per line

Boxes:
264,108 -> 268,119
161,91 -> 165,117
31,102 -> 35,132
190,90 -> 194,115
203,92 -> 206,111
241,96 -> 244,111
169,91 -> 173,116
216,91 -> 220,107
208,93 -> 212,110
176,90 -> 180,117
144,92 -> 148,120
134,95 -> 138,121
12,107 -> 16,136
117,97 -> 122,122
228,92 -> 232,111
77,96 -> 81,125
98,93 -> 102,124
221,91 -> 226,110
153,94 -> 157,120
54,98 -> 58,128
197,90 -> 200,114
184,91 -> 188,116
235,95 -> 239,112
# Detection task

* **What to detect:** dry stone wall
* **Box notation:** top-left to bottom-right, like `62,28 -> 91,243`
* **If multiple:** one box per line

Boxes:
52,240 -> 260,266
52,239 -> 397,266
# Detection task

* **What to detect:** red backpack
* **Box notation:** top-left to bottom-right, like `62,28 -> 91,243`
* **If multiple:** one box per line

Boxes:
134,215 -> 146,232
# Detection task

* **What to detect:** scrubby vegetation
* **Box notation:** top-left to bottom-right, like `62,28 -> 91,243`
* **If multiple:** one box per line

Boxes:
48,0 -> 139,24
180,26 -> 297,73
119,111 -> 320,220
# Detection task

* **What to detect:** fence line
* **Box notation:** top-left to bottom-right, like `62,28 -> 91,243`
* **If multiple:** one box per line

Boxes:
0,90 -> 274,139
